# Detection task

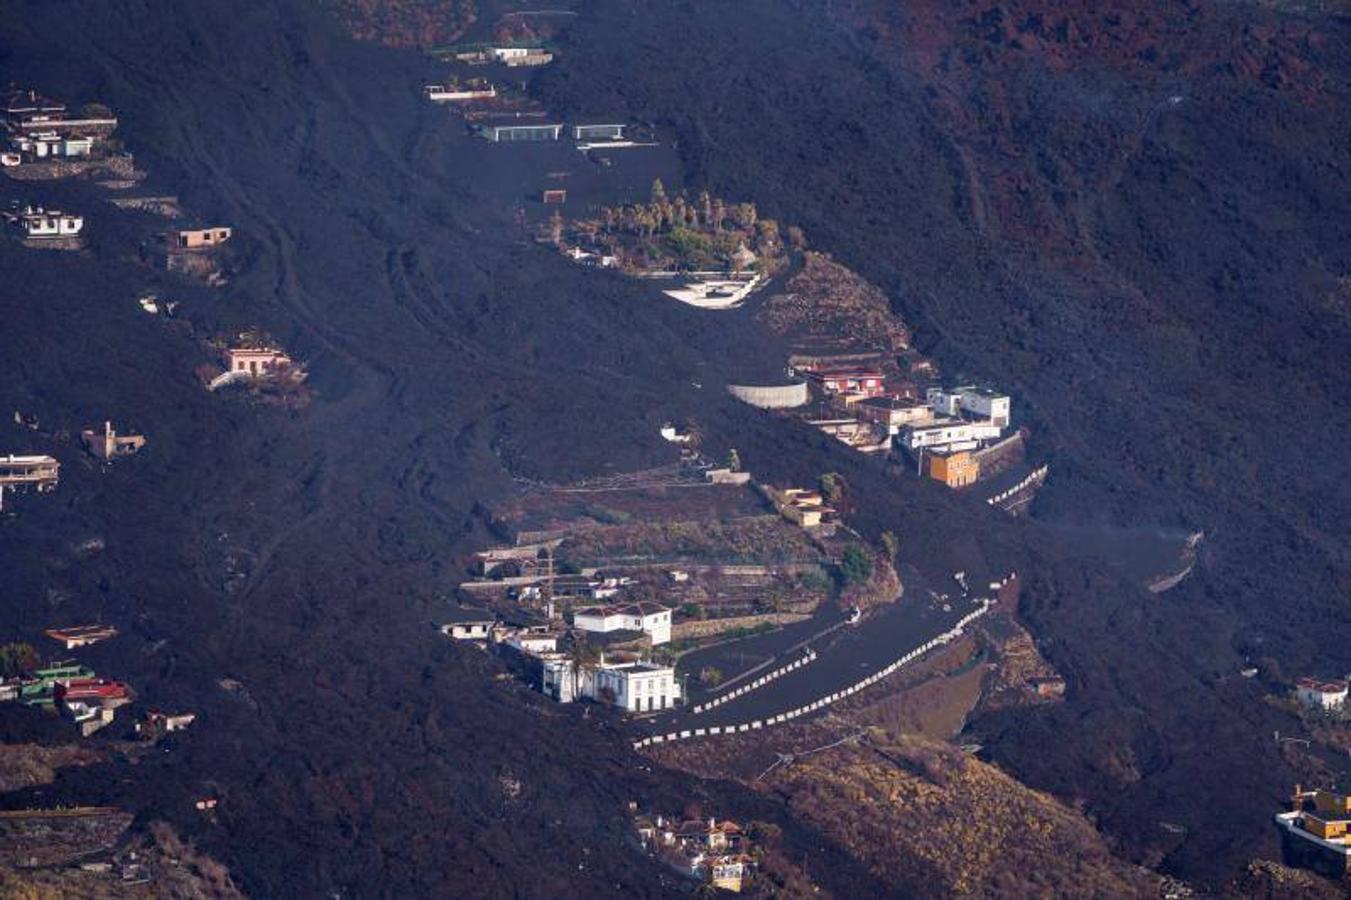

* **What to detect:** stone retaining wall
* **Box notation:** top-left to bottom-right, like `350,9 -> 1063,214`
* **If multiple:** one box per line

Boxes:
3,155 -> 141,182
672,613 -> 810,641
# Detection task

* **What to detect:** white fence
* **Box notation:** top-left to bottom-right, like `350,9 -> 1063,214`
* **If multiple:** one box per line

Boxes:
634,597 -> 997,750
986,465 -> 1049,507
691,648 -> 818,714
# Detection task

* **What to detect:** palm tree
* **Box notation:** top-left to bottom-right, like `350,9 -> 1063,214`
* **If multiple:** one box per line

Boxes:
569,636 -> 601,700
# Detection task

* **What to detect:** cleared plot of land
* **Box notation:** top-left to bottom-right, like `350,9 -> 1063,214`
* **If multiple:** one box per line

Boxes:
0,807 -> 133,868
481,469 -> 833,620
488,467 -> 774,538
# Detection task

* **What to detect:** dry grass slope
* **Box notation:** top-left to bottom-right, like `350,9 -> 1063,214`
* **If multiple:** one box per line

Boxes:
769,730 -> 1158,898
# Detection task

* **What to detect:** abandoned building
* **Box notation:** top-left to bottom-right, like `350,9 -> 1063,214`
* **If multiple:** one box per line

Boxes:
14,206 -> 83,239
44,625 -> 119,650
423,83 -> 497,102
226,346 -> 291,377
1295,678 -> 1348,711
441,606 -> 496,641
175,226 -> 232,249
473,541 -> 560,579
0,453 -> 60,509
488,47 -> 553,67
764,485 -> 832,528
474,118 -> 563,142
572,123 -> 625,141
136,710 -> 196,736
81,421 -> 147,461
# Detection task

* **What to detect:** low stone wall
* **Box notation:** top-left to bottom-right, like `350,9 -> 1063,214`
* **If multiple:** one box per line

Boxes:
672,613 -> 810,641
634,592 -> 1004,749
22,237 -> 83,251
3,155 -> 142,182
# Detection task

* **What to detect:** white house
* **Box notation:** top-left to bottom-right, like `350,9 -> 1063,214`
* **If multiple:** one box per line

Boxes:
1296,677 -> 1348,711
926,386 -> 1011,428
18,206 -> 83,238
440,607 -> 495,641
540,656 -> 679,712
592,661 -> 679,713
13,132 -> 93,159
573,602 -> 672,645
899,418 -> 1004,453
540,654 -> 577,702
423,84 -> 497,102
506,631 -> 558,655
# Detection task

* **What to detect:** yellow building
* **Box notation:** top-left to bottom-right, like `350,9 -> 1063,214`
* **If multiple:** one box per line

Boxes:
783,503 -> 823,527
1302,813 -> 1350,841
1316,790 -> 1351,816
926,450 -> 980,488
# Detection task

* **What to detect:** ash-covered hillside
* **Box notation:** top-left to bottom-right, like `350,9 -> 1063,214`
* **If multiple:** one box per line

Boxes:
1,0 -> 1349,895
533,0 -> 1351,883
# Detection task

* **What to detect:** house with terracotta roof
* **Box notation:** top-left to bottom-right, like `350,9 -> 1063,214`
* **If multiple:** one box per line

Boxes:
226,346 -> 291,377
44,625 -> 118,650
1296,678 -> 1348,711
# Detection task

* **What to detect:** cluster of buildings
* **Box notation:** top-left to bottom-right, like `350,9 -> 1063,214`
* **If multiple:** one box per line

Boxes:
439,600 -> 681,714
2,88 -> 119,167
786,355 -> 1019,490
1276,786 -> 1351,878
634,811 -> 755,892
1,628 -> 195,740
1,424 -> 145,510
1,659 -> 131,736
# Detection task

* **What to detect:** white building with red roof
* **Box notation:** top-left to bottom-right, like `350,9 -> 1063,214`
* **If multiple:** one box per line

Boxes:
1296,678 -> 1348,711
